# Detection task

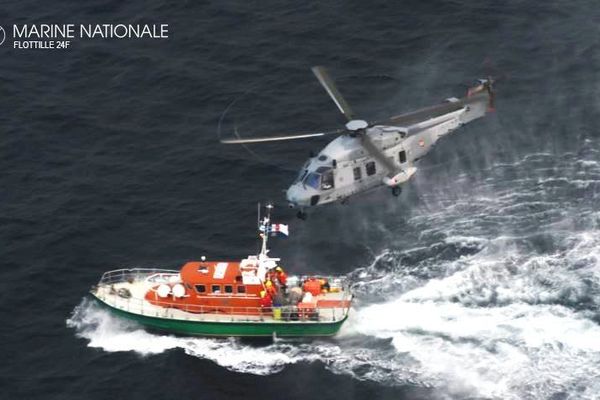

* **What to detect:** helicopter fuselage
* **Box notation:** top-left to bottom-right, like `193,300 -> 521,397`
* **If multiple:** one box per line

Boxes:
286,93 -> 488,210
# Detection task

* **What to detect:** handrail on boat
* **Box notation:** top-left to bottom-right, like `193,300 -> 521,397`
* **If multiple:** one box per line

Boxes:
98,268 -> 351,293
95,289 -> 350,323
93,268 -> 352,323
98,268 -> 179,285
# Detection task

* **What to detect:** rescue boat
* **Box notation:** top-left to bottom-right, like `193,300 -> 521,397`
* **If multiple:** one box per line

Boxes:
90,204 -> 352,337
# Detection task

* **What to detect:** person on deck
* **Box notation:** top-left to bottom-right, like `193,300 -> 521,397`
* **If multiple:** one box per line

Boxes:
259,290 -> 272,312
275,266 -> 288,290
264,278 -> 276,297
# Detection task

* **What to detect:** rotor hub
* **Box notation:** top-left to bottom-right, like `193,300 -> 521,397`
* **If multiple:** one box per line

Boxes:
345,119 -> 368,131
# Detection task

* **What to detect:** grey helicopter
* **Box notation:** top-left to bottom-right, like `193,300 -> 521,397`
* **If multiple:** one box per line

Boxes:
221,66 -> 496,219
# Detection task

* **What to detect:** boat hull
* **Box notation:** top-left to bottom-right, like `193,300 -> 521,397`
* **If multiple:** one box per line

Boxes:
93,295 -> 347,337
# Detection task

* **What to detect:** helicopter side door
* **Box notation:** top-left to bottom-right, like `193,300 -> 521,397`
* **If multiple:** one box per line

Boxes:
332,161 -> 359,199
333,158 -> 376,201
361,158 -> 387,191
332,162 -> 353,201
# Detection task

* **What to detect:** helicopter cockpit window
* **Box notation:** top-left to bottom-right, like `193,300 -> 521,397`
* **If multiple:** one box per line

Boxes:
295,169 -> 309,184
320,169 -> 334,190
304,172 -> 321,189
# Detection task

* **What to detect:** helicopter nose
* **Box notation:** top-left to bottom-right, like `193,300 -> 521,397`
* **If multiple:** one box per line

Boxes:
286,184 -> 311,208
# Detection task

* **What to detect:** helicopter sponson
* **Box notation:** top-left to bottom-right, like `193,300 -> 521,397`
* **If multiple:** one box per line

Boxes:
221,67 -> 495,219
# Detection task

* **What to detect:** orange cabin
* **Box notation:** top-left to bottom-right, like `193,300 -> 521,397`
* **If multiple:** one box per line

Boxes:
144,260 -> 269,315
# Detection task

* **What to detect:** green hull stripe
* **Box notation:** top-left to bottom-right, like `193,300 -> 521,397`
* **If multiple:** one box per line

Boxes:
93,297 -> 347,337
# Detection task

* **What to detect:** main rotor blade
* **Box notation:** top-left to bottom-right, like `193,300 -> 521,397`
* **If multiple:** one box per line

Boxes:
220,129 -> 343,144
311,66 -> 355,121
360,133 -> 400,176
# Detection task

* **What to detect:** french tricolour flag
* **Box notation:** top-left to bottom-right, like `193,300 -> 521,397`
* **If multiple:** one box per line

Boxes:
270,223 -> 289,237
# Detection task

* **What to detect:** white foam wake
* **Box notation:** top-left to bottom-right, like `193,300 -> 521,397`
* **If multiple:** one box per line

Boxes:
68,228 -> 600,399
67,299 -> 337,375
355,289 -> 600,399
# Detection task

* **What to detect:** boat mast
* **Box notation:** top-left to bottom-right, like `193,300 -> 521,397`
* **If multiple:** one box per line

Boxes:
258,203 -> 273,258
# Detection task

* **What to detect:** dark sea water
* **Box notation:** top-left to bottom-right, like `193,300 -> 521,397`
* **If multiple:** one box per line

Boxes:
2,1 -> 600,399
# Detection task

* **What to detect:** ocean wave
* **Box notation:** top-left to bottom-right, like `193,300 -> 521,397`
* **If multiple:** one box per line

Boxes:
67,224 -> 600,399
67,146 -> 600,399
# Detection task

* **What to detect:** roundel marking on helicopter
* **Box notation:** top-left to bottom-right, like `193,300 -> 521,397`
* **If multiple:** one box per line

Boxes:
418,139 -> 425,147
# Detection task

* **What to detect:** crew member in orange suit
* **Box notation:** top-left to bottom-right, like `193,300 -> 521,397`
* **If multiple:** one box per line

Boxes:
259,290 -> 272,312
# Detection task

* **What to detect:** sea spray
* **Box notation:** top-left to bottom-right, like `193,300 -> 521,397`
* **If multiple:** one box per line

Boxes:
68,148 -> 600,399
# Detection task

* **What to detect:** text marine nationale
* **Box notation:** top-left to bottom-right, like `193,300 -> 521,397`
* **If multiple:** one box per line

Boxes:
12,24 -> 169,39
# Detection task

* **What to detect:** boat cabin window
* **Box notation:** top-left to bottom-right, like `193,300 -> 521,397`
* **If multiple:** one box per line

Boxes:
237,285 -> 246,294
366,161 -> 376,176
195,284 -> 206,293
353,166 -> 362,181
399,150 -> 407,164
224,285 -> 233,293
211,285 -> 221,293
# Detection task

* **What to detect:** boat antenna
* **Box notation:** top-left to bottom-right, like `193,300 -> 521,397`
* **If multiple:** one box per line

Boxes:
257,202 -> 261,230
259,203 -> 274,258
256,202 -> 262,256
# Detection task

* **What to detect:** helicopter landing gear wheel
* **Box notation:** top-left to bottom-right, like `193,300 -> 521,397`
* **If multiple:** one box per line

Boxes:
297,210 -> 308,220
391,186 -> 402,197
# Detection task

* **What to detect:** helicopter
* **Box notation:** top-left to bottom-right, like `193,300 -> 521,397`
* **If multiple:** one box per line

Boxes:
221,66 -> 495,219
